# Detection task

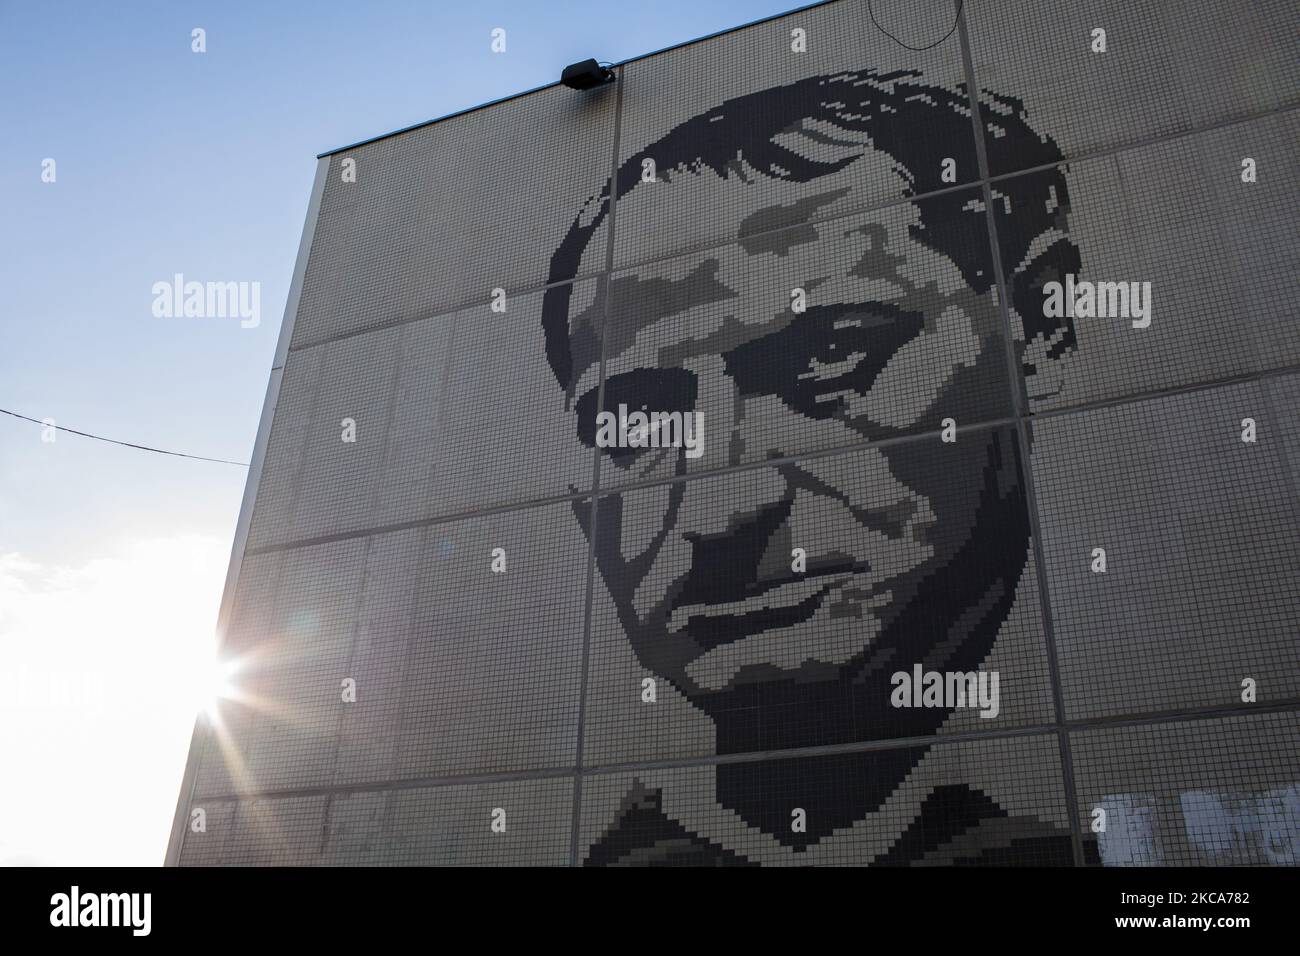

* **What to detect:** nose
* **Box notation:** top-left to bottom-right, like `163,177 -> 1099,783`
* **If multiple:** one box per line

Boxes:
673,458 -> 911,611
675,496 -> 794,609
776,460 -> 918,544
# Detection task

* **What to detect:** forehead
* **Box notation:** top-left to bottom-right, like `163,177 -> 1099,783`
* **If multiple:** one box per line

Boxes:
616,137 -> 910,261
568,149 -> 922,394
578,221 -> 968,406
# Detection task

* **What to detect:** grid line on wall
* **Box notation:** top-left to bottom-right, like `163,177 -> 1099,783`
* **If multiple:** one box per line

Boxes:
182,698 -> 1300,805
174,0 -> 1300,866
955,1 -> 1084,866
570,65 -> 628,865
282,104 -> 1300,362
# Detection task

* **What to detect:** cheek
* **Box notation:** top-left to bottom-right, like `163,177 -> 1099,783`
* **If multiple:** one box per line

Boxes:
624,488 -> 697,616
618,483 -> 673,560
621,466 -> 787,560
882,437 -> 994,554
623,470 -> 787,607
843,303 -> 983,429
731,392 -> 860,459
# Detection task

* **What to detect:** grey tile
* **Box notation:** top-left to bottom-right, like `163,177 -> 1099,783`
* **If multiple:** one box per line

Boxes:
292,84 -> 617,348
1071,712 -> 1300,866
967,0 -> 1300,176
580,733 -> 1072,865
1031,377 -> 1300,720
997,113 -> 1300,411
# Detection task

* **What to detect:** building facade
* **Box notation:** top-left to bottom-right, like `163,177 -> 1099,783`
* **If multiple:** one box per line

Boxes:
168,0 -> 1300,865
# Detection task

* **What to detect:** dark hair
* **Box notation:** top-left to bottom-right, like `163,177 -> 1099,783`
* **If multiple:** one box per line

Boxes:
541,67 -> 1078,393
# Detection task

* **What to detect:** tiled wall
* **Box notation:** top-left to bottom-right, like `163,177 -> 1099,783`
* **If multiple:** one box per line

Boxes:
174,0 -> 1300,866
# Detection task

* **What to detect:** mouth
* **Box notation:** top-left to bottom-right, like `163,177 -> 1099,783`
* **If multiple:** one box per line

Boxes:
669,569 -> 855,649
663,495 -> 891,650
664,563 -> 890,690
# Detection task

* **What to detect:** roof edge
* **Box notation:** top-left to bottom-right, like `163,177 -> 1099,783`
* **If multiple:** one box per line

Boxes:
316,0 -> 843,158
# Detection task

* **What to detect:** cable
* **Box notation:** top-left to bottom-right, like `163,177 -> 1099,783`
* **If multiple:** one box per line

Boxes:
868,0 -> 964,52
0,407 -> 249,466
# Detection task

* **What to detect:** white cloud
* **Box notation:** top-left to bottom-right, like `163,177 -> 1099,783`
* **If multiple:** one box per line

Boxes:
0,536 -> 228,866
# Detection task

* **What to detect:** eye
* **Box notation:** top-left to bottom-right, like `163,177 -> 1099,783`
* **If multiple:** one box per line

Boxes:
722,304 -> 924,420
575,367 -> 698,466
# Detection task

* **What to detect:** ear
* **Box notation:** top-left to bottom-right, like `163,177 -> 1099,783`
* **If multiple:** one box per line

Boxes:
1007,232 -> 1080,403
989,164 -> 1080,404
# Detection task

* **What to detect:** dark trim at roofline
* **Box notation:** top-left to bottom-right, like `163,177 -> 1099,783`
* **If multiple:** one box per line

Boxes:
316,0 -> 844,157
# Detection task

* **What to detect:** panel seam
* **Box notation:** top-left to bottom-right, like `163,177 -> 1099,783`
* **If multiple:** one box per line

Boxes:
956,3 -> 1086,866
570,68 -> 626,866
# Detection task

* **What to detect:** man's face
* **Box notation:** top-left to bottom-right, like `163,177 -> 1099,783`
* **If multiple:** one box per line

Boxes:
564,147 -> 1013,720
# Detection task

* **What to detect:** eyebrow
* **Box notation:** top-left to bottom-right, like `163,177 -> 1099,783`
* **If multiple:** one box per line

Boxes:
605,260 -> 739,360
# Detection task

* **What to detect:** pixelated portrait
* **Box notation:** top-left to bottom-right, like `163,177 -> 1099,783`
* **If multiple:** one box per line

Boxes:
5,0 -> 1298,907
164,0 -> 1299,871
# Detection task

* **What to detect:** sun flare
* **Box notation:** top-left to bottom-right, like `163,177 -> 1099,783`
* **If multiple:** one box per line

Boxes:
200,655 -> 244,723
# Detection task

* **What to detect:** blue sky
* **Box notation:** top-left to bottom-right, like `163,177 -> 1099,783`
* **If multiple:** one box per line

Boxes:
0,0 -> 797,865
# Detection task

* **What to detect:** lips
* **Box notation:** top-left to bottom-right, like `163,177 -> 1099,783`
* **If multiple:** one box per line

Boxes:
674,578 -> 835,647
666,496 -> 877,655
678,575 -> 894,691
670,564 -> 870,653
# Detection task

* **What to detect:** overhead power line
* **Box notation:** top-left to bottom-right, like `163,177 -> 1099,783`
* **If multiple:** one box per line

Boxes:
868,0 -> 964,52
0,407 -> 249,466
